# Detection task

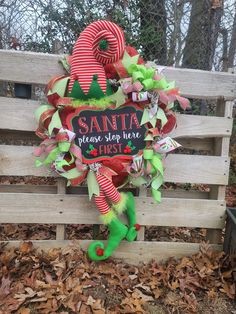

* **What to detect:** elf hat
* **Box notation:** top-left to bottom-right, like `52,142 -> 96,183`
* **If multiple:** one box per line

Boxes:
68,20 -> 125,100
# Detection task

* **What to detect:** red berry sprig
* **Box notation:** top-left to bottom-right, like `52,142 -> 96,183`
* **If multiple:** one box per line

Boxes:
124,145 -> 132,153
90,148 -> 98,157
86,144 -> 98,157
123,141 -> 136,154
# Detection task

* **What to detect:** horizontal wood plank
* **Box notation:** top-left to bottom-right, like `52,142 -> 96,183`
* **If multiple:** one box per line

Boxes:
0,145 -> 229,184
170,114 -> 233,138
0,130 -> 214,153
0,97 -> 39,132
0,184 -> 57,194
0,50 -> 64,85
177,138 -> 214,152
0,184 -> 209,199
162,67 -> 236,100
0,50 -> 235,99
1,240 -> 222,264
0,193 -> 225,228
0,97 -> 233,138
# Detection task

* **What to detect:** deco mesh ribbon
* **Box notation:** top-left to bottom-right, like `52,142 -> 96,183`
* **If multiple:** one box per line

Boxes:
34,20 -> 190,261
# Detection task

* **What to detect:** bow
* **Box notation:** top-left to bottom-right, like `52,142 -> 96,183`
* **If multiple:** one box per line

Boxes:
34,128 -> 83,178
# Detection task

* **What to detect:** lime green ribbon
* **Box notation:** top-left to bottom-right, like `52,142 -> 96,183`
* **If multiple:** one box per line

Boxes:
61,167 -> 84,181
48,110 -> 62,136
87,171 -> 100,200
35,103 -> 62,137
59,56 -> 71,74
35,103 -> 54,122
35,146 -> 74,168
126,64 -> 169,91
35,136 -> 74,168
143,149 -> 164,203
141,107 -> 168,129
36,144 -> 86,186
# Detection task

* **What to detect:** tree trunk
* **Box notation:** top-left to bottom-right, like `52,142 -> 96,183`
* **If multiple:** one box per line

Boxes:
167,0 -> 185,66
182,0 -> 223,70
140,0 -> 167,64
220,28 -> 228,71
228,10 -> 236,68
0,26 -> 3,49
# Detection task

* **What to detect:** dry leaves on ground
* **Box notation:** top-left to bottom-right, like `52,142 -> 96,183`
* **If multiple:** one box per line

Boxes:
0,241 -> 235,313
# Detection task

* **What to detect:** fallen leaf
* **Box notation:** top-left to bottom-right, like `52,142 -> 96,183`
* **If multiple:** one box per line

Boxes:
153,287 -> 162,299
220,282 -> 235,299
132,289 -> 154,302
17,307 -> 31,314
86,295 -> 96,306
164,291 -> 181,306
207,288 -> 218,299
168,280 -> 179,290
0,276 -> 11,298
129,274 -> 138,280
19,242 -> 33,254
14,287 -> 37,302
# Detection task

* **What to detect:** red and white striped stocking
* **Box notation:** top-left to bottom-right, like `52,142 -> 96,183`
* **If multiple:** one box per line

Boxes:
94,174 -> 121,215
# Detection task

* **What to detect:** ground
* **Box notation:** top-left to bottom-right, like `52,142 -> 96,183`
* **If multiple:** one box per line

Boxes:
0,240 -> 235,314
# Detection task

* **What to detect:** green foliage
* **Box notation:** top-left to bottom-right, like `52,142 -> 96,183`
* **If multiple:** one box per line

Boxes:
23,0 -> 141,54
229,167 -> 236,185
229,118 -> 236,185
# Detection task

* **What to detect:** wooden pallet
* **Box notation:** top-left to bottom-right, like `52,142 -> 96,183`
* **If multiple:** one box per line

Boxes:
0,50 -> 235,264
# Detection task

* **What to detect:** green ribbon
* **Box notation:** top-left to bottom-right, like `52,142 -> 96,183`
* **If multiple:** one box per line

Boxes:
141,107 -> 168,129
59,57 -> 71,74
35,140 -> 74,168
36,144 -> 83,187
58,142 -> 71,152
35,104 -> 54,122
48,110 -> 62,136
164,80 -> 176,91
143,149 -> 164,203
155,78 -> 169,90
129,176 -> 147,187
87,171 -> 100,200
126,64 -> 169,91
156,108 -> 168,128
35,147 -> 61,167
47,76 -> 70,98
109,87 -> 127,108
61,167 -> 83,180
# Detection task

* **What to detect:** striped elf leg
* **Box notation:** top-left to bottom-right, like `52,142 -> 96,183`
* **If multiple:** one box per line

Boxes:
94,175 -> 121,223
96,174 -> 122,205
96,174 -> 139,242
88,175 -> 128,261
94,190 -> 110,215
96,173 -> 130,217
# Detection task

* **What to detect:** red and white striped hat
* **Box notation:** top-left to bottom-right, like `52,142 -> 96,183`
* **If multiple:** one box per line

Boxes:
68,20 -> 125,98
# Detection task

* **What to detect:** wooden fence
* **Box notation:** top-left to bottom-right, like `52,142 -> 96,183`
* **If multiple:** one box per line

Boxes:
0,50 -> 235,264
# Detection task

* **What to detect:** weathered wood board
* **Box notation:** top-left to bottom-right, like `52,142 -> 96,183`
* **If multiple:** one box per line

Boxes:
0,97 -> 233,138
0,193 -> 225,228
1,240 -> 222,265
0,145 -> 230,184
0,50 -> 235,99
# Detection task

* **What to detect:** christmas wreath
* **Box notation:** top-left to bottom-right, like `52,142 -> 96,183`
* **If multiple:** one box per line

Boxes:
34,20 -> 190,261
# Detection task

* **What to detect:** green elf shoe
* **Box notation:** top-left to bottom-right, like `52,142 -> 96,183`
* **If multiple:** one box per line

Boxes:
113,192 -> 140,242
87,210 -> 128,261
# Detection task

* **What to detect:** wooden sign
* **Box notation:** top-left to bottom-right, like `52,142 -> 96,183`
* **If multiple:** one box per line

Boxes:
67,104 -> 148,163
